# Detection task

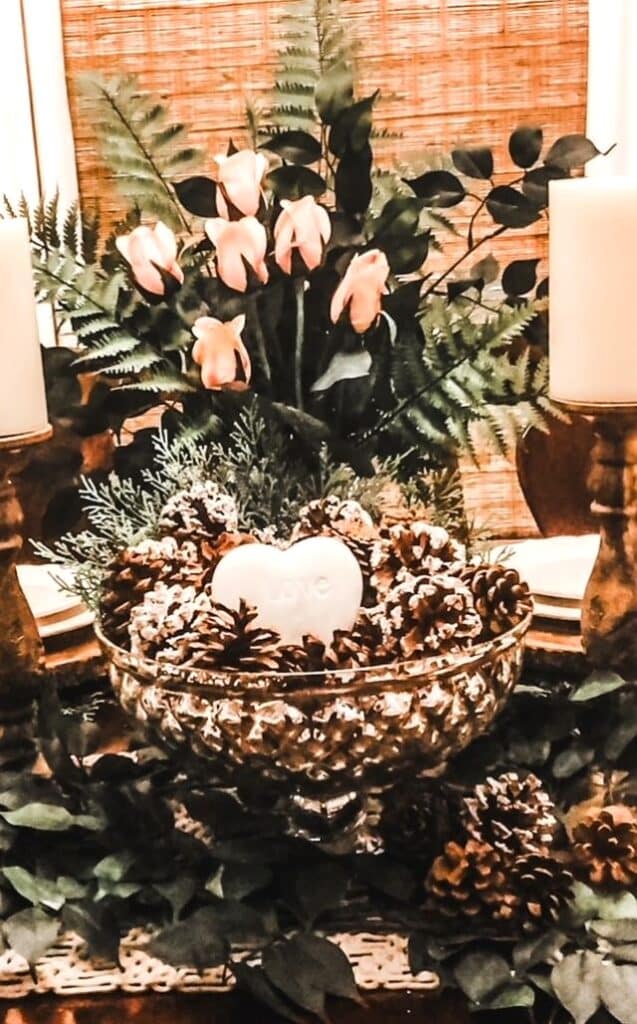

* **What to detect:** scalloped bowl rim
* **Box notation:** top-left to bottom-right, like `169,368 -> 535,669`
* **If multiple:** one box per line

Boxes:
96,606 -> 533,700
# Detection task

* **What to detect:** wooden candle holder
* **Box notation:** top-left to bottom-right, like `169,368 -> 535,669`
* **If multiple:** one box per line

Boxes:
0,425 -> 52,766
557,403 -> 637,674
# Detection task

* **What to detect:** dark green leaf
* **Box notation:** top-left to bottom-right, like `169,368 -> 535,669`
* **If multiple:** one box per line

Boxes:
483,984 -> 535,1010
329,92 -> 378,156
605,709 -> 637,761
154,876 -> 197,921
3,908 -> 59,965
148,906 -> 229,970
173,176 -> 217,217
600,962 -> 637,1024
570,670 -> 626,702
513,930 -> 567,972
373,196 -> 425,239
3,867 -> 66,911
1,803 -> 103,832
522,165 -> 568,207
315,61 -> 354,125
311,350 -> 372,393
571,882 -> 637,922
404,170 -> 466,208
502,258 -> 540,296
447,277 -> 483,301
551,951 -> 604,1024
453,951 -> 511,1004
266,165 -> 326,200
233,963 -> 305,1024
261,130 -> 321,165
552,744 -> 595,778
292,934 -> 362,1003
385,233 -> 431,274
62,901 -> 121,963
452,146 -> 494,179
263,942 -> 327,1020
288,862 -> 349,926
355,856 -> 417,902
545,134 -> 601,171
509,126 -> 543,168
335,145 -> 373,214
486,185 -> 541,228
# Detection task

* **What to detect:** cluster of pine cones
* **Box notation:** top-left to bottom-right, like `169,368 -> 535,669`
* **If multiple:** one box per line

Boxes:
381,771 -> 637,933
99,483 -> 531,676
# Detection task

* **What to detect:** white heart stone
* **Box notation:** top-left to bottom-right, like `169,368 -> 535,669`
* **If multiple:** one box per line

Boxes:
210,536 -> 364,646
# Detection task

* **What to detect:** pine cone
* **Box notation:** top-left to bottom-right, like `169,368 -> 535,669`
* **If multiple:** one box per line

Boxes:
293,496 -> 374,537
571,805 -> 637,887
371,521 -> 463,596
382,573 -> 482,658
506,851 -> 574,932
276,635 -> 328,675
427,840 -> 512,921
461,563 -> 531,639
380,781 -> 454,866
325,611 -> 397,669
189,600 -> 282,672
101,537 -> 203,647
292,497 -> 379,604
128,581 -> 209,664
462,772 -> 558,857
158,481 -> 239,546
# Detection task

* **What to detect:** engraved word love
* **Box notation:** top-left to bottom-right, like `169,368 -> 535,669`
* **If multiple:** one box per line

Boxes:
210,536 -> 364,645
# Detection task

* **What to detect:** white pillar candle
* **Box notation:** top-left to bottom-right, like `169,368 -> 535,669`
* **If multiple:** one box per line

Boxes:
549,178 -> 637,406
0,219 -> 48,437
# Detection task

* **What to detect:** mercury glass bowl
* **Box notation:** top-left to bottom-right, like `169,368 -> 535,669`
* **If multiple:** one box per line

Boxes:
97,611 -> 532,848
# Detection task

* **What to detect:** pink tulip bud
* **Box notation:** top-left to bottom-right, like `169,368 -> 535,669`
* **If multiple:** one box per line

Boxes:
192,315 -> 251,390
213,149 -> 269,218
116,222 -> 184,296
274,195 -> 332,275
330,249 -> 390,334
205,216 -> 269,293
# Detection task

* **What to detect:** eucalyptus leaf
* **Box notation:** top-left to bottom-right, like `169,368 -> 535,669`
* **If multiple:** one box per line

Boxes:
266,165 -> 326,200
611,944 -> 637,964
552,743 -> 594,779
600,962 -> 637,1024
403,170 -> 466,208
572,882 -> 637,922
315,61 -> 354,124
262,942 -> 328,1021
287,862 -> 349,926
335,145 -> 372,214
261,130 -> 321,165
62,900 -> 125,963
292,934 -> 362,1003
452,146 -> 494,179
173,176 -> 217,217
311,350 -> 372,393
502,259 -> 539,297
545,134 -> 601,171
233,963 -> 305,1024
551,951 -> 604,1024
1,803 -> 102,832
453,950 -> 511,1004
591,920 -> 637,943
148,906 -> 229,970
486,185 -> 540,228
482,984 -> 535,1010
522,165 -> 568,207
3,908 -> 59,966
329,92 -> 378,156
513,930 -> 567,972
509,125 -> 543,168
94,851 -> 136,883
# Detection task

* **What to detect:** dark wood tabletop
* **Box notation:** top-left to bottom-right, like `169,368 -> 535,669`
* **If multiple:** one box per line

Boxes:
3,990 -> 474,1023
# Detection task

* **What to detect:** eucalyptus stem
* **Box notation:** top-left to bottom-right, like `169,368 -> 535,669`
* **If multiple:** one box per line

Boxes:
293,277 -> 306,410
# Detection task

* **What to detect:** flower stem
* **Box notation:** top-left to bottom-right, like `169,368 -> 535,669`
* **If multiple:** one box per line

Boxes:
247,293 -> 271,390
294,277 -> 306,410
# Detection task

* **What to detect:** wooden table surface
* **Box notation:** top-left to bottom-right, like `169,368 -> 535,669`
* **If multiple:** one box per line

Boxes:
3,990 -> 474,1023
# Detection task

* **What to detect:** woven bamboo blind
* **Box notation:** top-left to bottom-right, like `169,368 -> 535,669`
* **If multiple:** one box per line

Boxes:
61,0 -> 588,267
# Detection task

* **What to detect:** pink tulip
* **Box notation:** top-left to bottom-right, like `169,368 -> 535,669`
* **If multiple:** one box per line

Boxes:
205,216 -> 269,293
330,249 -> 390,334
116,222 -> 184,296
213,149 -> 268,218
192,315 -> 251,390
274,195 -> 331,275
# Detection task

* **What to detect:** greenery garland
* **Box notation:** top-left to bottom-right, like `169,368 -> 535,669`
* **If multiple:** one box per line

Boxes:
1,664 -> 637,1022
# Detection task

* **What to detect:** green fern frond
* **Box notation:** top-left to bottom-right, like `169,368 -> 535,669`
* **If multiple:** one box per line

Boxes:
80,74 -> 203,231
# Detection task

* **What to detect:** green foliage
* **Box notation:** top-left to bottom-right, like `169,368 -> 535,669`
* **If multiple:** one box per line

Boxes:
80,74 -> 203,230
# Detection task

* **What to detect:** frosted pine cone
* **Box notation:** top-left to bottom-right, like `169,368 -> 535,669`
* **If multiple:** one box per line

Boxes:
371,522 -> 463,596
200,531 -> 256,571
101,537 -> 203,647
293,496 -> 374,538
189,600 -> 282,672
462,772 -> 558,857
383,573 -> 481,658
571,805 -> 637,887
462,563 -> 531,639
128,581 -> 211,664
158,481 -> 239,545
